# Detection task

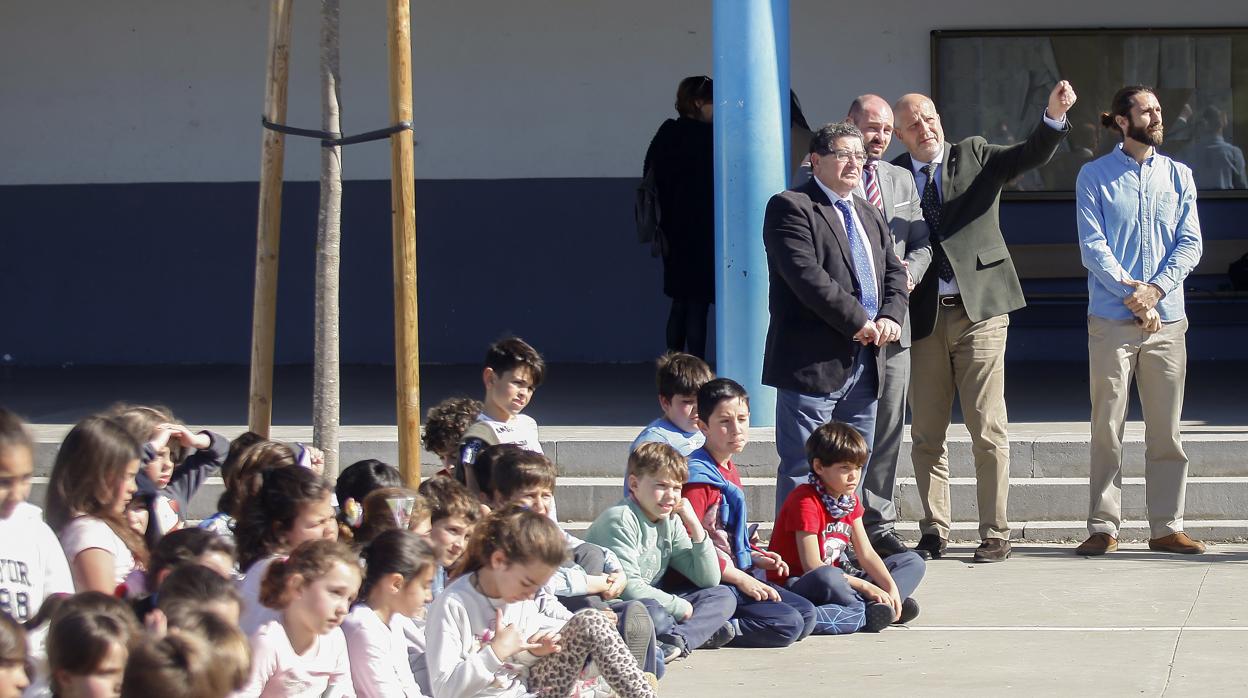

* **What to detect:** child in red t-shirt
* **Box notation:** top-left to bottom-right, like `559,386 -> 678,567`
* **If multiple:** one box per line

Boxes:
769,421 -> 926,633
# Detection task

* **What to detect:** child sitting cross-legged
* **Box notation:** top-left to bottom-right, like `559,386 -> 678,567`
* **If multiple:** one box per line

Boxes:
489,449 -> 662,678
681,378 -> 817,648
768,421 -> 925,633
425,505 -> 656,698
585,443 -> 737,661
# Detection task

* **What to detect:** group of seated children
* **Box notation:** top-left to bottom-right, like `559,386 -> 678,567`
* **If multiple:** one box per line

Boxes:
0,335 -> 924,698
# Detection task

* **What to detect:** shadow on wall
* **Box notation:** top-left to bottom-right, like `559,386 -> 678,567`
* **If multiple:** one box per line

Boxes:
0,178 -> 670,365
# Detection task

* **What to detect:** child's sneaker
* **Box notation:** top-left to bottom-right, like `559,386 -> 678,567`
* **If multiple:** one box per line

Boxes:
699,620 -> 737,649
893,597 -> 920,625
863,602 -> 894,632
659,641 -> 684,664
617,602 -> 656,671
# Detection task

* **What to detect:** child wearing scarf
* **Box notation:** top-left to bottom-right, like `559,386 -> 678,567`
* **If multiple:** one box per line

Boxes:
768,421 -> 926,633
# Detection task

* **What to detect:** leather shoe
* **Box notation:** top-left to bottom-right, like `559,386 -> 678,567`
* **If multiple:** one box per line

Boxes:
913,533 -> 946,560
1075,532 -> 1118,556
972,538 -> 1011,563
1149,532 -> 1206,554
871,531 -> 911,558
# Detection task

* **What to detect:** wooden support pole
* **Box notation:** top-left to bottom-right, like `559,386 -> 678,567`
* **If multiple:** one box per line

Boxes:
387,0 -> 421,486
248,0 -> 295,438
313,0 -> 343,477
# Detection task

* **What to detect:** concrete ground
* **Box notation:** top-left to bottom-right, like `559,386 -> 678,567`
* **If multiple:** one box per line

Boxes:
659,543 -> 1248,697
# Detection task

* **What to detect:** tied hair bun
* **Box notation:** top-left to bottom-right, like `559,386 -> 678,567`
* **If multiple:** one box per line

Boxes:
1100,111 -> 1116,128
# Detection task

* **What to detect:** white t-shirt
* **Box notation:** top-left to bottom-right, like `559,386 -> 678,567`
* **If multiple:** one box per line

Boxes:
425,573 -> 565,698
0,503 -> 72,622
342,604 -> 426,698
237,619 -> 354,698
474,413 -> 542,454
239,555 -> 282,636
58,515 -> 138,593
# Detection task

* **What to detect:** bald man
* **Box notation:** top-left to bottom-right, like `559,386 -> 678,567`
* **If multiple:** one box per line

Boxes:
845,95 -> 932,558
892,82 -> 1076,563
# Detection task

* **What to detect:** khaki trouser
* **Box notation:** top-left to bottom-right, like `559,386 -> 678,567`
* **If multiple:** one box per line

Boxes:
909,304 -> 1011,541
1087,315 -> 1190,538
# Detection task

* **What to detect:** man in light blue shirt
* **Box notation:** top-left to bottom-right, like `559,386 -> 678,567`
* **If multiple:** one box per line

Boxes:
1074,86 -> 1204,557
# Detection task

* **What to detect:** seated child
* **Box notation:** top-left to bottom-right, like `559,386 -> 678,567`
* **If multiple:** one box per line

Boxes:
0,408 -> 74,623
681,379 -> 816,648
425,506 -> 656,698
237,540 -> 361,697
335,459 -> 403,532
629,352 -> 714,456
456,338 -> 546,490
46,416 -> 149,596
457,443 -> 524,511
409,476 -> 482,695
132,527 -> 237,619
121,632 -> 220,698
234,466 -> 339,635
489,449 -> 662,677
422,397 -> 483,479
109,404 -> 229,547
157,564 -> 245,626
768,421 -> 924,633
199,438 -> 298,539
46,592 -> 141,698
342,530 -> 436,698
157,607 -> 252,696
586,442 -> 737,660
0,612 -> 29,697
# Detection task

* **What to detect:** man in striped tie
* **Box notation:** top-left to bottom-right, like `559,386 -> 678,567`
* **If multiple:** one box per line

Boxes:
846,95 -> 933,559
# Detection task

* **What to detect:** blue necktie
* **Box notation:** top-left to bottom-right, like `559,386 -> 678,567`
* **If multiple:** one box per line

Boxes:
834,198 -> 879,319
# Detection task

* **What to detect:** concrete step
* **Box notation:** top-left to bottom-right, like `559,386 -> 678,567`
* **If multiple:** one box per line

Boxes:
560,519 -> 1248,544
26,423 -> 1248,478
543,475 -> 1248,523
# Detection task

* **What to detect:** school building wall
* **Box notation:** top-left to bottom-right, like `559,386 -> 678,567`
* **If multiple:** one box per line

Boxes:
2,1 -> 1245,366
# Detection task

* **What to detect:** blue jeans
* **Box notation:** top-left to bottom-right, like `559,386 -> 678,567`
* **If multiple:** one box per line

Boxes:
726,582 -> 816,648
775,346 -> 880,514
787,552 -> 926,634
645,585 -> 737,653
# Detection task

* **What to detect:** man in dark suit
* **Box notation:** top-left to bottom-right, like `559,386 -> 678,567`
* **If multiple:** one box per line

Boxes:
892,81 -> 1077,563
846,95 -> 933,558
763,121 -> 909,514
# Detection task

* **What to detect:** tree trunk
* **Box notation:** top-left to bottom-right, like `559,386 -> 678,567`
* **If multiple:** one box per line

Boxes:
313,0 -> 343,478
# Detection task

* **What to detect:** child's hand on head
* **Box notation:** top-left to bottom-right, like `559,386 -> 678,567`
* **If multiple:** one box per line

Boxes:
144,608 -> 168,639
526,629 -> 561,657
306,447 -> 326,476
159,424 -> 210,451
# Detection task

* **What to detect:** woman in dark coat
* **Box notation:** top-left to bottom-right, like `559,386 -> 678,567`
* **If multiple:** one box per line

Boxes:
643,76 -> 715,359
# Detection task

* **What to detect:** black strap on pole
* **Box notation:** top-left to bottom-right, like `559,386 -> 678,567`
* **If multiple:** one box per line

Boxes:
262,116 -> 413,148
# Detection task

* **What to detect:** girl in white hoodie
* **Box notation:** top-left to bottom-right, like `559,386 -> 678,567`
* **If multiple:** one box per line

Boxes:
425,505 -> 655,698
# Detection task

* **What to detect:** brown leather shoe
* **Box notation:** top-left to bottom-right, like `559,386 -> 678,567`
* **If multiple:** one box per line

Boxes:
972,538 -> 1011,563
1149,532 -> 1206,554
1075,532 -> 1118,556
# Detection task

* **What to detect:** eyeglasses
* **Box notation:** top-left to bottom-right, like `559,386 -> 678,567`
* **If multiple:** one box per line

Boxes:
825,149 -> 867,163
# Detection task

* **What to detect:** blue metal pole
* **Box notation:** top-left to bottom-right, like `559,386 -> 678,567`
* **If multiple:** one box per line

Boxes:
712,0 -> 788,427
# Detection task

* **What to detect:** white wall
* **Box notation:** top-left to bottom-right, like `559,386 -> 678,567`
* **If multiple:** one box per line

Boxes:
1,1 -> 1240,184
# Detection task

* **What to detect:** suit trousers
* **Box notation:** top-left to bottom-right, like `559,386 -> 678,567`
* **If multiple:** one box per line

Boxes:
775,346 -> 879,515
909,304 -> 1010,540
862,341 -> 910,537
1086,316 -> 1190,539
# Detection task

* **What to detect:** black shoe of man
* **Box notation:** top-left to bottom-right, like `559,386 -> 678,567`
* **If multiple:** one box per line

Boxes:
913,533 -> 946,560
871,531 -> 911,558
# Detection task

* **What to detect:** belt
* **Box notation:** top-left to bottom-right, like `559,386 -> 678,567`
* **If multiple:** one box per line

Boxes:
938,294 -> 962,307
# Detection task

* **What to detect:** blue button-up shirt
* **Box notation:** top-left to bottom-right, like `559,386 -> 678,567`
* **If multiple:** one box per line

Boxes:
1075,144 -> 1203,322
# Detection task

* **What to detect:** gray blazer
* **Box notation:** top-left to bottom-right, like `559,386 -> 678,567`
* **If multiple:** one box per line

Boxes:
854,160 -> 932,346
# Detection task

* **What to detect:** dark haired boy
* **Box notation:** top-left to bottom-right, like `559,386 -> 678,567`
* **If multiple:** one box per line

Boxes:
768,421 -> 924,634
457,337 -> 547,462
416,475 -> 481,598
630,352 -> 715,457
682,378 -> 817,648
